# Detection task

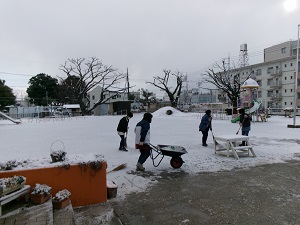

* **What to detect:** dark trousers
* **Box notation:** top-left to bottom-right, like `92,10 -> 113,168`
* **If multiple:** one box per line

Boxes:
137,145 -> 151,164
119,135 -> 125,149
201,127 -> 209,145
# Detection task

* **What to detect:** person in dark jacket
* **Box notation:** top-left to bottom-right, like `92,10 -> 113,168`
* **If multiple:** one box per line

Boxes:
134,112 -> 153,171
117,112 -> 133,151
199,110 -> 212,147
239,108 -> 252,146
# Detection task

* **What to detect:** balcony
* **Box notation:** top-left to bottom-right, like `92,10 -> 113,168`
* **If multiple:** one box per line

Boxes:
270,69 -> 282,77
270,94 -> 282,101
269,81 -> 282,89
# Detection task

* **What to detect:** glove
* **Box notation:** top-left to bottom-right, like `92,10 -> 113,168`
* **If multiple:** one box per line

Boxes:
139,142 -> 144,146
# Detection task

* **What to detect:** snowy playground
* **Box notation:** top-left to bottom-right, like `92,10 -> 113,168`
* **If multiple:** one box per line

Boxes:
1,106 -> 300,198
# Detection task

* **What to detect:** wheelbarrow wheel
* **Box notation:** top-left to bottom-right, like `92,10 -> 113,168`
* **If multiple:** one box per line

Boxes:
170,157 -> 183,168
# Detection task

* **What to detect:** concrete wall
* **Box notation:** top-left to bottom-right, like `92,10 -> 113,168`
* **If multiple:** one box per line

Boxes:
0,162 -> 107,207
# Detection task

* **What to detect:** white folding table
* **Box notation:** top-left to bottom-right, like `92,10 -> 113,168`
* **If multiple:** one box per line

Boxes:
213,134 -> 256,159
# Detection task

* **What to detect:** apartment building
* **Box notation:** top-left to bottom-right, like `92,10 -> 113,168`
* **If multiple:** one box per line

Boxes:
238,40 -> 299,109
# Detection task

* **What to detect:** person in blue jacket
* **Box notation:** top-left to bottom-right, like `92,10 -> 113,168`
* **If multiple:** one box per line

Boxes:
199,110 -> 212,147
134,112 -> 153,171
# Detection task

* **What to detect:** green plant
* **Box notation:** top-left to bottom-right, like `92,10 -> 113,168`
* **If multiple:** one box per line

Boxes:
31,183 -> 52,195
52,189 -> 71,202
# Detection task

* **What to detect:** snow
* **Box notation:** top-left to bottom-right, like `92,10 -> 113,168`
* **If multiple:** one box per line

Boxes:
1,107 -> 300,199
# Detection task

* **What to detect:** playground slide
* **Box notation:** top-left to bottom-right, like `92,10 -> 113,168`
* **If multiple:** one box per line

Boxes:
231,101 -> 261,123
246,101 -> 261,114
231,115 -> 240,123
0,111 -> 21,124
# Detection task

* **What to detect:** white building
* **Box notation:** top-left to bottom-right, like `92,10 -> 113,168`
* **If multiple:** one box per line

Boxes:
221,41 -> 299,110
87,86 -> 129,115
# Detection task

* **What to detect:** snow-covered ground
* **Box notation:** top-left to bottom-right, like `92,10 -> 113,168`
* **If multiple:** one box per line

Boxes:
1,107 -> 300,198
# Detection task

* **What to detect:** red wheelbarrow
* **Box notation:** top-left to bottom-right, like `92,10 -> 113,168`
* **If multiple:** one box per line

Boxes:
149,144 -> 187,168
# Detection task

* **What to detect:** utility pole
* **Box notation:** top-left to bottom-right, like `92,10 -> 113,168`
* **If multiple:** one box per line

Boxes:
126,68 -> 130,100
184,73 -> 189,105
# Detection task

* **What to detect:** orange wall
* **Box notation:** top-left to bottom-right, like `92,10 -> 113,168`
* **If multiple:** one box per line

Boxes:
0,162 -> 107,207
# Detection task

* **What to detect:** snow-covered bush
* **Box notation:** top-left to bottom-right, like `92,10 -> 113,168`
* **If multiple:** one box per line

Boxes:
0,160 -> 18,170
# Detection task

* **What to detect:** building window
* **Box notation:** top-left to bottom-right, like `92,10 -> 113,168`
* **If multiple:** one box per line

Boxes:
285,77 -> 287,80
285,64 -> 287,68
291,63 -> 293,66
267,90 -> 273,97
285,102 -> 287,105
281,47 -> 286,53
267,67 -> 273,74
285,89 -> 287,93
291,89 -> 293,92
92,95 -> 95,100
258,91 -> 262,98
267,79 -> 273,85
291,76 -> 293,80
256,69 -> 262,76
291,102 -> 293,105
257,80 -> 262,86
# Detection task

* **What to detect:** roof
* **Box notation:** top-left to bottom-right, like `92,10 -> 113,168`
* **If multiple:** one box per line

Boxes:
63,104 -> 80,109
241,78 -> 259,88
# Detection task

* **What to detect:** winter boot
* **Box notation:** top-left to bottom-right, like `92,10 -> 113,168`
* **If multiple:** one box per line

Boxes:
202,143 -> 208,147
136,163 -> 145,171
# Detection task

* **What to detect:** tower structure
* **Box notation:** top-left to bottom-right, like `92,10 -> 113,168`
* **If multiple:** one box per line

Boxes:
239,43 -> 249,68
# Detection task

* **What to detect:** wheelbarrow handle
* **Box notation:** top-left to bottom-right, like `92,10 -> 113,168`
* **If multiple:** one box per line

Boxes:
149,143 -> 157,149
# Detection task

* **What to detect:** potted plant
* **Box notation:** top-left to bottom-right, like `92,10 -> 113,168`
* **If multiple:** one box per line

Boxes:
52,189 -> 71,209
30,183 -> 52,204
0,175 -> 26,197
50,140 -> 67,162
50,150 -> 67,162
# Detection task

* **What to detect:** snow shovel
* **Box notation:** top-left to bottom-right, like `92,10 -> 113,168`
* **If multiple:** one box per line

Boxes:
210,129 -> 219,145
236,125 -> 242,135
236,117 -> 245,135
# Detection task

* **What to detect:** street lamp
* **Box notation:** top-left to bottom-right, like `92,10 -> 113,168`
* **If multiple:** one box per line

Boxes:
293,24 -> 300,126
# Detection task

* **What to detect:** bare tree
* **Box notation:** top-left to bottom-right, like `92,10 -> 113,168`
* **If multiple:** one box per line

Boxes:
203,61 -> 252,113
59,57 -> 128,115
147,70 -> 184,107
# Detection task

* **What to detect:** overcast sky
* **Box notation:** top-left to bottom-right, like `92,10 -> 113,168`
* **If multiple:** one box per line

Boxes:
0,0 -> 299,99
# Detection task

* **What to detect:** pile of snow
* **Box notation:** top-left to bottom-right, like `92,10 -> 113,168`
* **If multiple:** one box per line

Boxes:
152,106 -> 189,117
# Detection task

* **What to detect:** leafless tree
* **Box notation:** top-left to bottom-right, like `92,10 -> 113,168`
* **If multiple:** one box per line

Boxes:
203,61 -> 252,113
59,57 -> 128,115
147,70 -> 184,107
